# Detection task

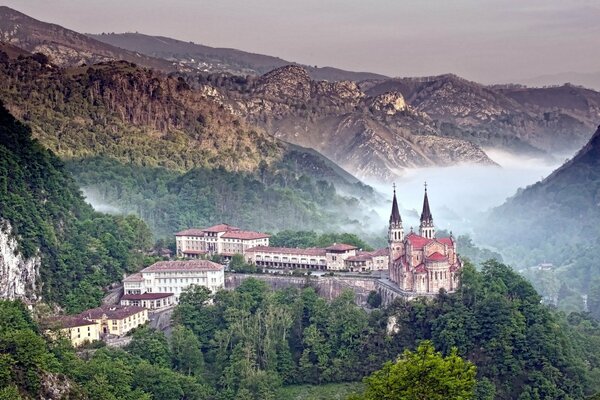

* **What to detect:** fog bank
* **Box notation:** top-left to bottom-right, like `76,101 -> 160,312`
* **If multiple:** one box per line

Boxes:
367,150 -> 564,237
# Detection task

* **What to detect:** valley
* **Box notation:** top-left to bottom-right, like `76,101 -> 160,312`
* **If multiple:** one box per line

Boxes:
0,3 -> 599,400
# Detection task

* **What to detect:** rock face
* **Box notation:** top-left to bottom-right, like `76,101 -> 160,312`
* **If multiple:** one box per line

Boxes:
363,75 -> 600,155
226,66 -> 496,181
0,221 -> 40,302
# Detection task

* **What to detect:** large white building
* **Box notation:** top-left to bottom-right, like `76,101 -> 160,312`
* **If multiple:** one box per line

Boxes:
123,260 -> 225,302
175,224 -> 270,258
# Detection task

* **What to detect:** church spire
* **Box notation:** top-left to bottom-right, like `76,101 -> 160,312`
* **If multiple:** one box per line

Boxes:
389,183 -> 402,225
419,182 -> 435,239
388,183 -> 404,264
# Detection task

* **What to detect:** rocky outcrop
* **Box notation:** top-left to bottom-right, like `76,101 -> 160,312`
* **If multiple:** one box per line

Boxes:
0,220 -> 40,302
369,91 -> 407,115
229,66 -> 496,181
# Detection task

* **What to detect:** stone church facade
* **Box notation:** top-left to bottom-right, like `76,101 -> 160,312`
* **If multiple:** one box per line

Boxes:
386,185 -> 462,295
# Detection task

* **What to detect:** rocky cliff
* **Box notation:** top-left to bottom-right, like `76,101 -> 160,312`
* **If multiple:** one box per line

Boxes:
223,66 -> 495,181
0,221 -> 40,302
364,75 -> 600,155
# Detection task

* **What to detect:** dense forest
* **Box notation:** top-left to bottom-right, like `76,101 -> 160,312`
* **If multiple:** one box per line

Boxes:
65,157 -> 381,240
0,103 -> 151,311
3,261 -> 600,399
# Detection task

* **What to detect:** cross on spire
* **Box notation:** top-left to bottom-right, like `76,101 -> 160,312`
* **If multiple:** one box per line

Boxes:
392,182 -> 396,193
424,181 -> 427,191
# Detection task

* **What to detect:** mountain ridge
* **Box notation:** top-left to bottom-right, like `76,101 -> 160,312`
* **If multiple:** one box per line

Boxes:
87,31 -> 389,81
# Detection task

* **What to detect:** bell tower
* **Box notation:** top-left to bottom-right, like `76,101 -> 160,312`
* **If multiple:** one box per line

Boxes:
388,183 -> 404,262
419,182 -> 435,239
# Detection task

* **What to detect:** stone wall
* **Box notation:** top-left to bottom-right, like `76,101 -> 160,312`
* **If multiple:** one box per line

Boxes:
224,273 -> 377,306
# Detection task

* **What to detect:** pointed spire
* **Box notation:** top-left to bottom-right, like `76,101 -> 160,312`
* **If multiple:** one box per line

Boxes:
389,183 -> 402,224
420,181 -> 433,223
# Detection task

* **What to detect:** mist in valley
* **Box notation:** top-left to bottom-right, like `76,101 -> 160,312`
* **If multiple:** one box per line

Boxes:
364,149 -> 565,250
81,188 -> 122,214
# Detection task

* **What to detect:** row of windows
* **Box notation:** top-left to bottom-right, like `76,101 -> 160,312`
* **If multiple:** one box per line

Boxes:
255,255 -> 325,263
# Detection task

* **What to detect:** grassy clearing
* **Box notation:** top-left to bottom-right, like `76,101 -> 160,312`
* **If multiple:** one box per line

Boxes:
278,382 -> 363,400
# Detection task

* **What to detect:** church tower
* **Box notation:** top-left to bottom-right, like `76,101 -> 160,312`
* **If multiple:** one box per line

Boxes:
419,182 -> 435,239
388,184 -> 404,262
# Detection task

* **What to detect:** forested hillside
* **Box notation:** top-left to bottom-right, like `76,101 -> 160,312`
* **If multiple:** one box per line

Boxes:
480,125 -> 600,310
0,48 -> 380,239
3,262 -> 600,399
66,157 -> 377,238
0,103 -> 151,311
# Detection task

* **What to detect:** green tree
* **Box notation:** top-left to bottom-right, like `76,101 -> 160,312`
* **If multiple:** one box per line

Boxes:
352,341 -> 476,400
170,326 -> 205,376
126,326 -> 170,368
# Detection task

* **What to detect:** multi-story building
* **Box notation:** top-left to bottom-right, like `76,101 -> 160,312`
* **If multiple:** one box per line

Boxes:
244,243 -> 385,272
78,305 -> 148,337
45,316 -> 100,347
387,185 -> 462,294
123,260 -> 225,302
175,224 -> 270,258
243,246 -> 328,270
345,248 -> 389,272
120,292 -> 176,309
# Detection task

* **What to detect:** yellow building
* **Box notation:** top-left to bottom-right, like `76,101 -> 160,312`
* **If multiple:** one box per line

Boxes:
78,305 -> 148,336
45,316 -> 100,347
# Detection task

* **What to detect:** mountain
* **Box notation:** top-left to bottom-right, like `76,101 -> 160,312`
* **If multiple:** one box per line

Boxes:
213,66 -> 495,181
363,75 -> 600,156
521,71 -> 600,92
0,49 -> 383,239
88,31 -> 388,81
0,6 -> 178,71
479,125 -> 600,305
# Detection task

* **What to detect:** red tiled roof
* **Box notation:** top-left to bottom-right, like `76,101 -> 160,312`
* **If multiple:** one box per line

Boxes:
123,272 -> 142,282
415,263 -> 427,273
406,234 -> 454,249
79,305 -> 146,321
221,230 -> 270,240
175,228 -> 206,237
371,248 -> 389,257
121,293 -> 174,301
325,243 -> 357,252
183,250 -> 208,255
245,246 -> 326,257
438,237 -> 454,246
45,316 -> 97,329
143,260 -> 224,272
346,253 -> 372,262
427,252 -> 448,262
406,233 -> 431,249
203,224 -> 239,233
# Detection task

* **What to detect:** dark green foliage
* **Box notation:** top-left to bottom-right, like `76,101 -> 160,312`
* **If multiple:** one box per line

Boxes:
366,291 -> 382,308
0,103 -> 152,309
270,230 -> 374,250
65,157 -> 376,240
385,260 -> 588,399
125,326 -> 171,368
172,280 -> 386,399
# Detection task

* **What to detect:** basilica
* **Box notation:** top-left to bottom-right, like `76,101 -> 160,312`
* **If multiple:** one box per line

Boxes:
387,185 -> 462,294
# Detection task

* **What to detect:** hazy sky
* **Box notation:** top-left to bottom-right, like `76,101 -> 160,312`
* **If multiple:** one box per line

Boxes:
4,0 -> 600,83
